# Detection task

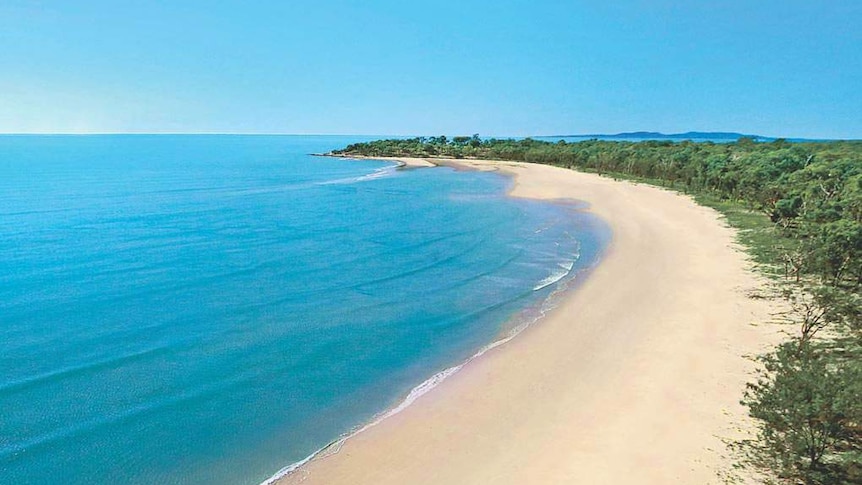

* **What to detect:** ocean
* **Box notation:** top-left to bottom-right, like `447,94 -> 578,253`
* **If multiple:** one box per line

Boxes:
0,135 -> 608,484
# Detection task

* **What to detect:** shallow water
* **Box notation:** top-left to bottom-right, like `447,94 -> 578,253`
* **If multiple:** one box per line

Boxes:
0,135 -> 608,484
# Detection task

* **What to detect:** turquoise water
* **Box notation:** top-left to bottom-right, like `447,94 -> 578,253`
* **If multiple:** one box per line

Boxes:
0,135 -> 608,484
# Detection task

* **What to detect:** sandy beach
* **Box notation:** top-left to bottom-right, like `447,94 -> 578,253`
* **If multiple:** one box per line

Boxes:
277,158 -> 780,484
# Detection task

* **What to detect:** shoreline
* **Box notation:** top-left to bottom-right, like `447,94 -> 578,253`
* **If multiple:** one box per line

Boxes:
273,157 -> 780,484
262,257 -> 599,485
264,155 -> 606,484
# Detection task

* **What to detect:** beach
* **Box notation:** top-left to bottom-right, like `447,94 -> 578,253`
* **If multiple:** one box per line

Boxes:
277,158 -> 780,484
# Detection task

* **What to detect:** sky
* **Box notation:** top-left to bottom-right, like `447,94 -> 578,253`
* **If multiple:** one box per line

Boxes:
1,1 -> 860,138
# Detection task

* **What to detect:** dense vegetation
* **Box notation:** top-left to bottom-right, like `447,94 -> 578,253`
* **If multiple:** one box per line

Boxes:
334,136 -> 862,484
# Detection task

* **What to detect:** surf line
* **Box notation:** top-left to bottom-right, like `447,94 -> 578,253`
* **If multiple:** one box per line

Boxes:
261,258 -> 589,485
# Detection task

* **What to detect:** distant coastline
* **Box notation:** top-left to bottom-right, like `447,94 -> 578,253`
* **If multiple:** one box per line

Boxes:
534,130 -> 842,143
548,130 -> 773,141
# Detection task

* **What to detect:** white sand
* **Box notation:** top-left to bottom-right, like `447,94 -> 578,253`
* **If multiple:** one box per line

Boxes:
277,158 -> 779,484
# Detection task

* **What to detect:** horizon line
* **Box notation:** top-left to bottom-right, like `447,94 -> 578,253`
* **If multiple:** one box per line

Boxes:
0,131 -> 855,141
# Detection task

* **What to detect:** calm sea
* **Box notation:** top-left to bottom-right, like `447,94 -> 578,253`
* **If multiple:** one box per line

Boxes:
0,135 -> 608,484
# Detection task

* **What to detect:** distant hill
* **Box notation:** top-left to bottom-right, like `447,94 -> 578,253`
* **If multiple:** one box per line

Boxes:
559,131 -> 774,141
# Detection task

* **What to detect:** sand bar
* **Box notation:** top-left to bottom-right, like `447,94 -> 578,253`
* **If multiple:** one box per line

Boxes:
277,158 -> 779,484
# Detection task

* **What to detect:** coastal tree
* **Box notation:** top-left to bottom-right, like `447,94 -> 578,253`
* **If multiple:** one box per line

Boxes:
741,342 -> 861,484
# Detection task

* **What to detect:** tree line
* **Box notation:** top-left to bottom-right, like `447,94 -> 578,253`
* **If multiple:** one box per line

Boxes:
334,136 -> 862,484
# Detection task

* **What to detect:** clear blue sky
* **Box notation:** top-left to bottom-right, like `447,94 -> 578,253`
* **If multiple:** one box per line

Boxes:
1,1 -> 860,138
